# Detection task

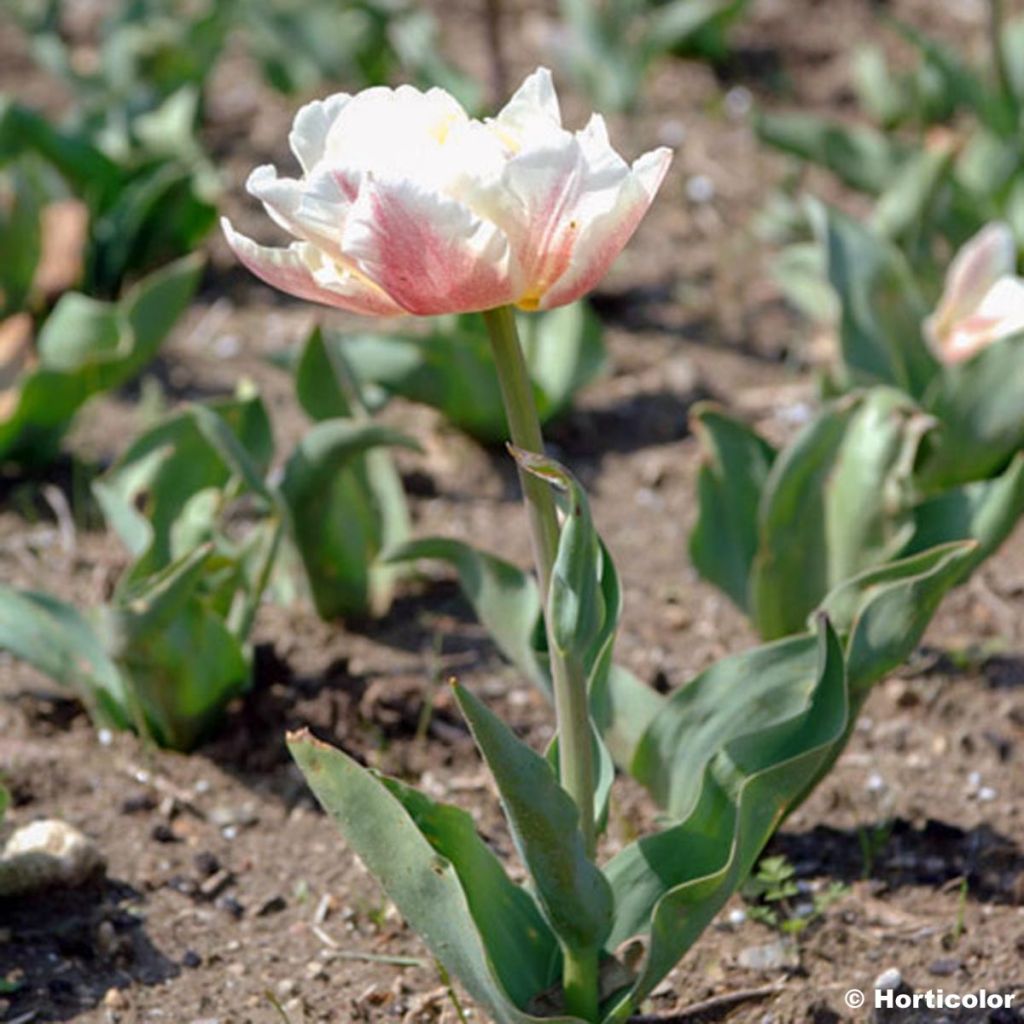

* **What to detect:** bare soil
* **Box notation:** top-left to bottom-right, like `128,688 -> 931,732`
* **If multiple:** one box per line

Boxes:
2,2 -> 1024,1023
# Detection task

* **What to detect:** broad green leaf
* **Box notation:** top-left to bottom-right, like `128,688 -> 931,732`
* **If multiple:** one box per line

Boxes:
0,162 -> 44,316
646,0 -> 749,60
918,333 -> 1024,489
750,398 -> 858,639
631,633 -> 819,817
813,203 -> 937,398
822,388 -> 931,585
689,402 -> 776,612
279,420 -> 417,619
99,545 -> 251,750
890,17 -> 1014,134
0,254 -> 202,466
602,621 -> 848,1022
908,453 -> 1024,583
288,731 -> 583,1024
770,241 -> 837,323
383,536 -> 547,692
755,110 -> 905,195
589,663 -> 665,773
452,683 -> 614,955
336,303 -> 605,443
817,539 -> 976,694
0,585 -> 128,729
869,145 -> 954,243
379,774 -> 559,1007
293,325 -> 374,422
93,391 -> 273,576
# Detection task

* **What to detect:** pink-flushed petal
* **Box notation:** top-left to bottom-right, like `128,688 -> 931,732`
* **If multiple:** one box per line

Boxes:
940,276 -> 1024,364
289,93 -> 352,174
246,165 -> 350,258
340,178 -> 521,315
221,218 -> 403,317
926,221 -> 1017,349
535,146 -> 672,310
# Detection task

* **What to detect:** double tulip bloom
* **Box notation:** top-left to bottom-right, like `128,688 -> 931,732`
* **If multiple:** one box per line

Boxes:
223,68 -> 671,317
925,221 -> 1024,365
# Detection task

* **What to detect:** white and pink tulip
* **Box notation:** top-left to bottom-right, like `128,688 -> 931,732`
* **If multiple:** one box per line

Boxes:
222,68 -> 672,317
925,221 -> 1024,365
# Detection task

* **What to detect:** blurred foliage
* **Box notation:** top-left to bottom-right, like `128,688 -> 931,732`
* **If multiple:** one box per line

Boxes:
556,0 -> 750,111
308,302 -> 606,445
0,254 -> 201,468
0,355 -> 414,748
758,3 -> 1024,315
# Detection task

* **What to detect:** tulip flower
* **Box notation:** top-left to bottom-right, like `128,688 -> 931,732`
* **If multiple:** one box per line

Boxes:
222,68 -> 671,316
924,221 -> 1024,364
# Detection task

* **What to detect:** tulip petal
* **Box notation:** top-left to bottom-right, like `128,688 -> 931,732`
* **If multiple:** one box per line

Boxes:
341,179 -> 520,315
943,275 -> 1024,363
926,221 -> 1017,349
537,146 -> 673,310
289,93 -> 352,174
493,67 -> 564,149
246,165 -> 350,257
221,218 -> 403,316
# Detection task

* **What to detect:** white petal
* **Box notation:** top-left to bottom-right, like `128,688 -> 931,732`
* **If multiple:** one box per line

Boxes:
537,146 -> 672,310
340,177 -> 520,315
492,67 -> 565,151
221,217 -> 402,316
289,93 -> 352,174
942,275 -> 1024,363
246,164 -> 352,260
928,221 -> 1017,346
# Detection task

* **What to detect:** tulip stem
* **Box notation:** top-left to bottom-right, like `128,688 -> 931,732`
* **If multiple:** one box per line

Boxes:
483,305 -> 600,1021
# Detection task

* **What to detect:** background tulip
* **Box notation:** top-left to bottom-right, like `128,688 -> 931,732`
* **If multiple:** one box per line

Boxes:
223,68 -> 671,316
924,222 -> 1024,364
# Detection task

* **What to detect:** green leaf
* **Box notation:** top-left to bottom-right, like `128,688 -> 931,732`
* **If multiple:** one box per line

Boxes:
0,585 -> 128,729
817,539 -> 977,694
98,545 -> 251,750
336,303 -> 605,443
0,161 -> 44,316
889,17 -> 1015,134
821,388 -> 932,585
279,420 -> 417,619
0,254 -> 202,466
631,633 -> 819,817
93,391 -> 274,576
918,334 -> 1024,489
869,145 -> 954,243
750,399 -> 858,639
755,110 -> 905,195
288,730 -> 583,1024
379,773 -> 560,1007
601,620 -> 848,1021
452,682 -> 614,955
512,448 -> 605,662
909,452 -> 1024,575
383,537 -> 547,692
689,402 -> 776,612
813,203 -> 937,398
293,324 -> 376,421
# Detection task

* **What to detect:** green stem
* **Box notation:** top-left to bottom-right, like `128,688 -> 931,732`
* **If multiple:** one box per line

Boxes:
482,305 -> 600,1021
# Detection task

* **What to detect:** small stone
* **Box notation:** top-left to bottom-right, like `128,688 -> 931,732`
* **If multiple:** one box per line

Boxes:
193,852 -> 220,878
150,824 -> 177,844
873,967 -> 902,991
256,894 -> 287,917
182,949 -> 202,969
217,895 -> 244,919
199,869 -> 234,899
928,957 -> 960,977
978,786 -> 997,802
727,908 -> 747,927
685,174 -> 715,204
103,987 -> 126,1008
277,978 -> 298,998
304,961 -> 328,981
737,939 -> 799,972
0,819 -> 105,896
95,920 -> 119,958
